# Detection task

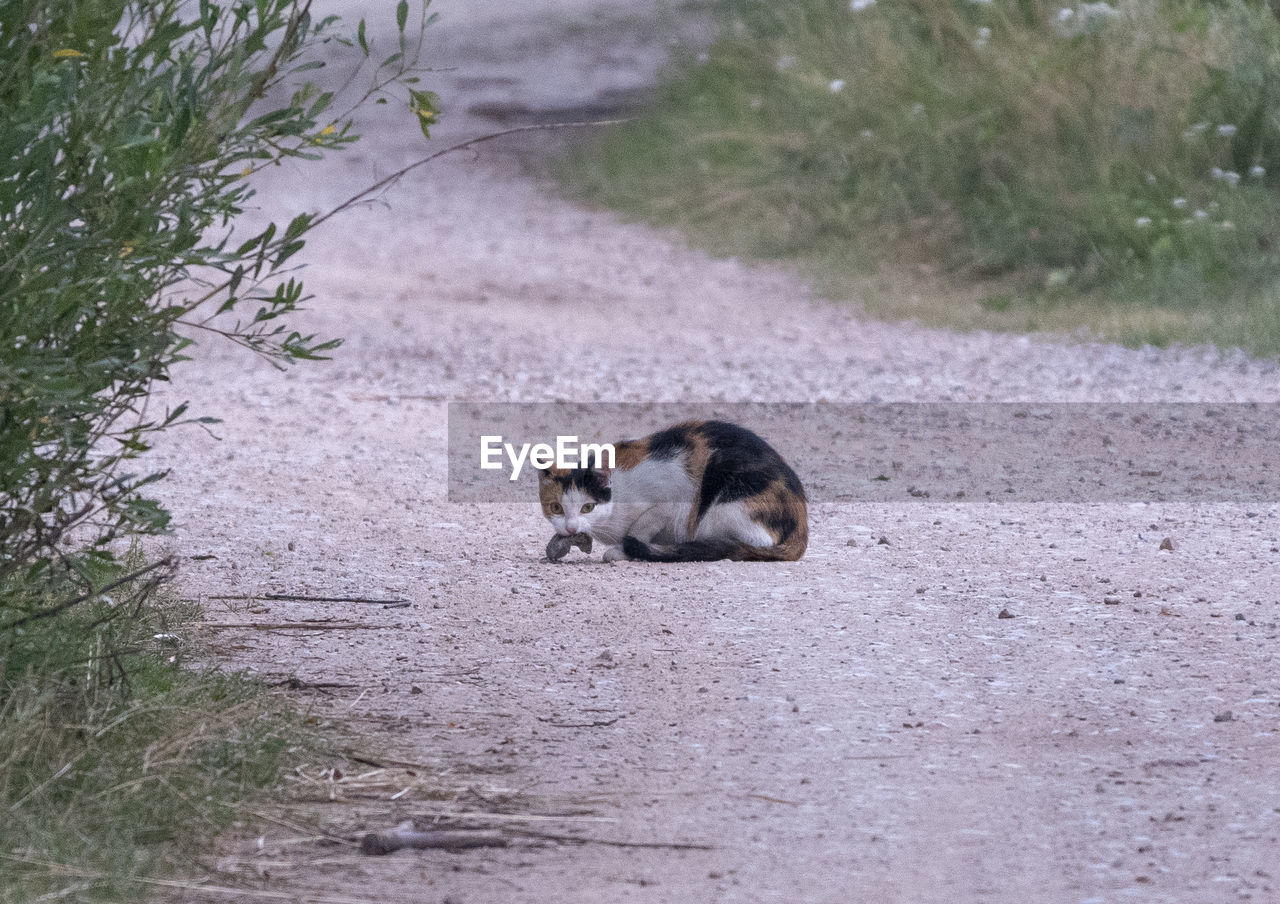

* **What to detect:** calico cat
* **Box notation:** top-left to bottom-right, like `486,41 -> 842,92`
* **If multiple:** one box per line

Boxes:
538,420 -> 807,562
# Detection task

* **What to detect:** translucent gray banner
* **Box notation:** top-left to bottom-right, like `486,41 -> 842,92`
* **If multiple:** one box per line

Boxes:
447,402 -> 1280,503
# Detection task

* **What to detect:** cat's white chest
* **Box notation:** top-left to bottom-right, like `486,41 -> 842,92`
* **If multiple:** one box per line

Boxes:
592,458 -> 696,546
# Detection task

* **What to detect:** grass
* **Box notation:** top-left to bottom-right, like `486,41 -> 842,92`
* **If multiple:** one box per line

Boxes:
0,557 -> 313,903
560,0 -> 1280,355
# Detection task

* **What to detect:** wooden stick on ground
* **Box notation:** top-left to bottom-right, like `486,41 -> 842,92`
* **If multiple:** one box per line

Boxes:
207,593 -> 409,605
360,821 -> 508,855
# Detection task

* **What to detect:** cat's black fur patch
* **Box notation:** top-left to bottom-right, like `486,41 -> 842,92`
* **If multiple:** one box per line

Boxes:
646,423 -> 695,459
623,536 -> 738,562
550,468 -> 612,502
691,421 -> 803,518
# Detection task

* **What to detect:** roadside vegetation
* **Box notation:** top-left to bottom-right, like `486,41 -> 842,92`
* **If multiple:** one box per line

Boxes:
564,0 -> 1280,354
1,561 -> 309,902
1,1 -> 433,897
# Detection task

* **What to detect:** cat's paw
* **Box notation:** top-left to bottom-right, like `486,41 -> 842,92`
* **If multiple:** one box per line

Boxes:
602,546 -> 628,564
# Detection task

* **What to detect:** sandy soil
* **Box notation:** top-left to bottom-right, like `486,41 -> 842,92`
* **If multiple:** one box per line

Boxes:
146,2 -> 1280,902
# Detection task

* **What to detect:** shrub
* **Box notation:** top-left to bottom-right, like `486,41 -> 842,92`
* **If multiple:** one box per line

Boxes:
0,0 -> 435,613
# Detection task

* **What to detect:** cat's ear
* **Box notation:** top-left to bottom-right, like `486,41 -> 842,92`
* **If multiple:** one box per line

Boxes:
536,467 -> 551,482
591,466 -> 612,487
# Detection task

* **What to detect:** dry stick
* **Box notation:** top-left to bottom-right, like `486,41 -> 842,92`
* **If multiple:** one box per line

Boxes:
201,621 -> 381,630
535,715 -> 623,728
208,593 -> 409,604
361,822 -> 508,855
0,557 -> 175,632
503,828 -> 714,851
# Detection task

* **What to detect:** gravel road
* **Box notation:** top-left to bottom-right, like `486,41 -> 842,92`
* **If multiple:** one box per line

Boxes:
146,2 -> 1280,901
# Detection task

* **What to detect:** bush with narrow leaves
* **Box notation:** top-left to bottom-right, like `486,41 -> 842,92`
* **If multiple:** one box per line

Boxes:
0,0 -> 435,613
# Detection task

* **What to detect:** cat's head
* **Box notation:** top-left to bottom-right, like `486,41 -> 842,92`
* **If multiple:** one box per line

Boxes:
538,467 -> 612,537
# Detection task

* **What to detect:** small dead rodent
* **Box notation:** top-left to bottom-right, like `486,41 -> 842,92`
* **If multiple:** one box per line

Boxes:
546,532 -> 592,561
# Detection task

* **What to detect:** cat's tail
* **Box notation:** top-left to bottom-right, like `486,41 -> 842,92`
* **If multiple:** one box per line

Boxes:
621,536 -> 803,562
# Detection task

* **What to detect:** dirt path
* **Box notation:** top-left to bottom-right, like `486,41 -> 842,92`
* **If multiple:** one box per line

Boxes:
148,2 -> 1280,902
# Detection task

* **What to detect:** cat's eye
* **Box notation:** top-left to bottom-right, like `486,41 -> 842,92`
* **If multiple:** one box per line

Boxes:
580,503 -> 595,513
550,503 -> 563,514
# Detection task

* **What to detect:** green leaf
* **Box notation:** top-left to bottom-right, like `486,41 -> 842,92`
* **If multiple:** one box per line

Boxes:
357,18 -> 368,54
409,89 -> 440,140
396,1 -> 408,33
284,212 -> 312,241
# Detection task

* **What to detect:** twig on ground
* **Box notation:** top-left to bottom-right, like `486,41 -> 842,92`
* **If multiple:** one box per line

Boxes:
535,715 -> 623,728
268,677 -> 360,691
208,593 -> 409,605
200,621 -> 382,630
360,821 -> 508,855
503,828 -> 714,851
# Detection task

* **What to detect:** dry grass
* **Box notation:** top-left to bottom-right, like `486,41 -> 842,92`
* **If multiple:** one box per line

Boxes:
0,564 -> 311,903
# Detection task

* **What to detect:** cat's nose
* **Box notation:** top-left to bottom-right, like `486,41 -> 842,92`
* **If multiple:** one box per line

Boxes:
565,523 -> 579,535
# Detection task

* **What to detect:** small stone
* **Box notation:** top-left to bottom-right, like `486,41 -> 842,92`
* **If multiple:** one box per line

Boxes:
1159,537 -> 1175,551
1235,613 -> 1246,621
998,608 -> 1015,619
1213,710 -> 1234,722
1104,596 -> 1121,605
877,536 -> 890,546
846,538 -> 858,547
410,685 -> 423,695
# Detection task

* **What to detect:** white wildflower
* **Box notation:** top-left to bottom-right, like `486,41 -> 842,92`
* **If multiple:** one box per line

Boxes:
850,0 -> 876,10
975,26 -> 992,48
1135,217 -> 1152,228
1217,124 -> 1238,137
1250,165 -> 1267,178
1081,2 -> 1119,19
1172,197 -> 1188,209
1220,221 -> 1235,229
1057,7 -> 1074,21
1224,171 -> 1241,187
1194,209 -> 1208,220
696,52 -> 710,64
860,129 -> 874,139
1210,167 -> 1225,180
911,102 -> 926,116
829,79 -> 846,93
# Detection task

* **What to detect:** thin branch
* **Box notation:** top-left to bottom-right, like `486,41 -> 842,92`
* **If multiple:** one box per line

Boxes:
308,118 -> 630,233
